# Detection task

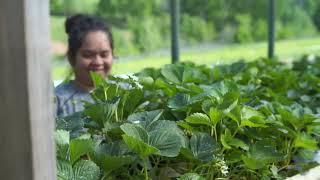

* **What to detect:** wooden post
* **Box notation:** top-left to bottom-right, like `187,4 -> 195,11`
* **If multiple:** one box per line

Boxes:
0,0 -> 56,179
170,0 -> 180,64
268,0 -> 275,59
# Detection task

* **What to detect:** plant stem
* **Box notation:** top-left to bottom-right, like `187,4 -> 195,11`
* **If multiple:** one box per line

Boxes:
187,107 -> 192,117
101,171 -> 111,180
214,126 -> 218,142
115,107 -> 119,122
116,84 -> 119,94
144,159 -> 148,180
232,127 -> 239,138
285,140 -> 294,166
211,125 -> 218,142
104,87 -> 108,101
278,164 -> 289,172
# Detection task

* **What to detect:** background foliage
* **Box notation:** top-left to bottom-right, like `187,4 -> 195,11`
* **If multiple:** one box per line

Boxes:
50,0 -> 320,55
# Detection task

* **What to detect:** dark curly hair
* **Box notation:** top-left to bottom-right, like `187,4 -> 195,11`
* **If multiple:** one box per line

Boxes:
65,14 -> 113,66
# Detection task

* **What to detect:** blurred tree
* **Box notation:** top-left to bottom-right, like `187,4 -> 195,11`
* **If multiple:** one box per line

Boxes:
97,0 -> 162,27
313,2 -> 320,31
50,0 -> 64,15
50,0 -> 99,15
50,0 -> 320,54
180,14 -> 216,44
234,14 -> 253,43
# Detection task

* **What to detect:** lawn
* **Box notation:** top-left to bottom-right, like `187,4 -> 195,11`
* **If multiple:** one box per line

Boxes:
52,37 -> 320,80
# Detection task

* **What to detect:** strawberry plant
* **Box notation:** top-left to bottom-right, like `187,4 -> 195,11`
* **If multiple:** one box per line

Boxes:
56,55 -> 320,179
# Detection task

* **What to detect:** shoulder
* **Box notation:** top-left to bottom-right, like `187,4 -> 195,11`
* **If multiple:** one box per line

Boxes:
54,81 -> 93,117
55,81 -> 77,97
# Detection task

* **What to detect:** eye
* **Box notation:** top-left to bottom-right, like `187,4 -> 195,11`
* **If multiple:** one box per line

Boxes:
100,51 -> 110,58
82,51 -> 95,58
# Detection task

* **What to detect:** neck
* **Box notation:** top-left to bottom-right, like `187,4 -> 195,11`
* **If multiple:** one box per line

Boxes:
73,79 -> 94,92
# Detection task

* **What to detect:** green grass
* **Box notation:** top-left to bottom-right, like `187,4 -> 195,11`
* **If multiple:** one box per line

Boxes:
52,37 -> 320,80
111,37 -> 320,74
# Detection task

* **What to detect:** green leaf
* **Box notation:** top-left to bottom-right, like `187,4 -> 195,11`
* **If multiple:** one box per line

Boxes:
192,91 -> 220,105
190,133 -> 220,162
307,124 -> 320,136
241,106 -> 265,120
168,93 -> 190,110
147,122 -> 184,156
161,64 -> 184,84
149,127 -> 182,157
70,139 -> 95,164
146,120 -> 180,134
277,106 -> 303,130
220,93 -> 239,114
240,106 -> 267,128
161,64 -> 207,84
294,133 -> 318,150
122,135 -> 159,158
98,155 -> 135,173
73,160 -> 100,180
242,141 -> 283,169
57,160 -> 73,180
55,130 -> 70,161
57,160 -> 100,180
224,149 -> 243,163
154,78 -> 176,96
296,149 -> 317,163
177,121 -> 196,133
84,100 -> 119,128
127,110 -> 163,130
178,173 -> 205,180
119,87 -> 144,118
221,129 -> 248,150
121,120 -> 184,158
185,113 -> 212,127
136,67 -> 161,81
208,107 -> 223,126
90,142 -> 135,173
180,148 -> 198,161
90,71 -> 106,88
120,123 -> 149,142
56,112 -> 85,138
55,130 -> 70,146
138,76 -> 154,87
182,66 -> 207,83
242,155 -> 265,170
226,105 -> 241,124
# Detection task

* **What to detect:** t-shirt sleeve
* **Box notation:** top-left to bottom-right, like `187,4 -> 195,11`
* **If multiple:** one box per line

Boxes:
55,93 -> 63,117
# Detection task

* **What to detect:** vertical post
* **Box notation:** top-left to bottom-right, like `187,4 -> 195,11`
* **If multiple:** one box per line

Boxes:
0,0 -> 56,179
170,0 -> 180,64
268,0 -> 275,59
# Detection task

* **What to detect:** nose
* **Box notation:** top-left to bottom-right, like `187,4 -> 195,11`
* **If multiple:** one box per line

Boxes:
92,54 -> 104,65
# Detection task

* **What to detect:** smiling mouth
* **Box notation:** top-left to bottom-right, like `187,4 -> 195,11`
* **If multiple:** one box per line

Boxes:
89,68 -> 104,72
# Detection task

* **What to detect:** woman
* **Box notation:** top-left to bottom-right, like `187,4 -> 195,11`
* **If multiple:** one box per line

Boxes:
55,14 -> 114,117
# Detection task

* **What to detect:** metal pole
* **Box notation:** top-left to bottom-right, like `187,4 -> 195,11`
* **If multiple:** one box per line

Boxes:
268,0 -> 275,59
170,0 -> 180,64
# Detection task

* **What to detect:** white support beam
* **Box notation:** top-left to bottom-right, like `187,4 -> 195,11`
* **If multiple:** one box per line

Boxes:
0,0 -> 56,179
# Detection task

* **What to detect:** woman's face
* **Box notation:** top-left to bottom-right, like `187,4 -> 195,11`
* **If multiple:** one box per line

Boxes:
73,31 -> 113,87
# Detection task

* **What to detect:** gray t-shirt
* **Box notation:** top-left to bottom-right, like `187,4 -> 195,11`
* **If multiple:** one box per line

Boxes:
55,81 -> 93,117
